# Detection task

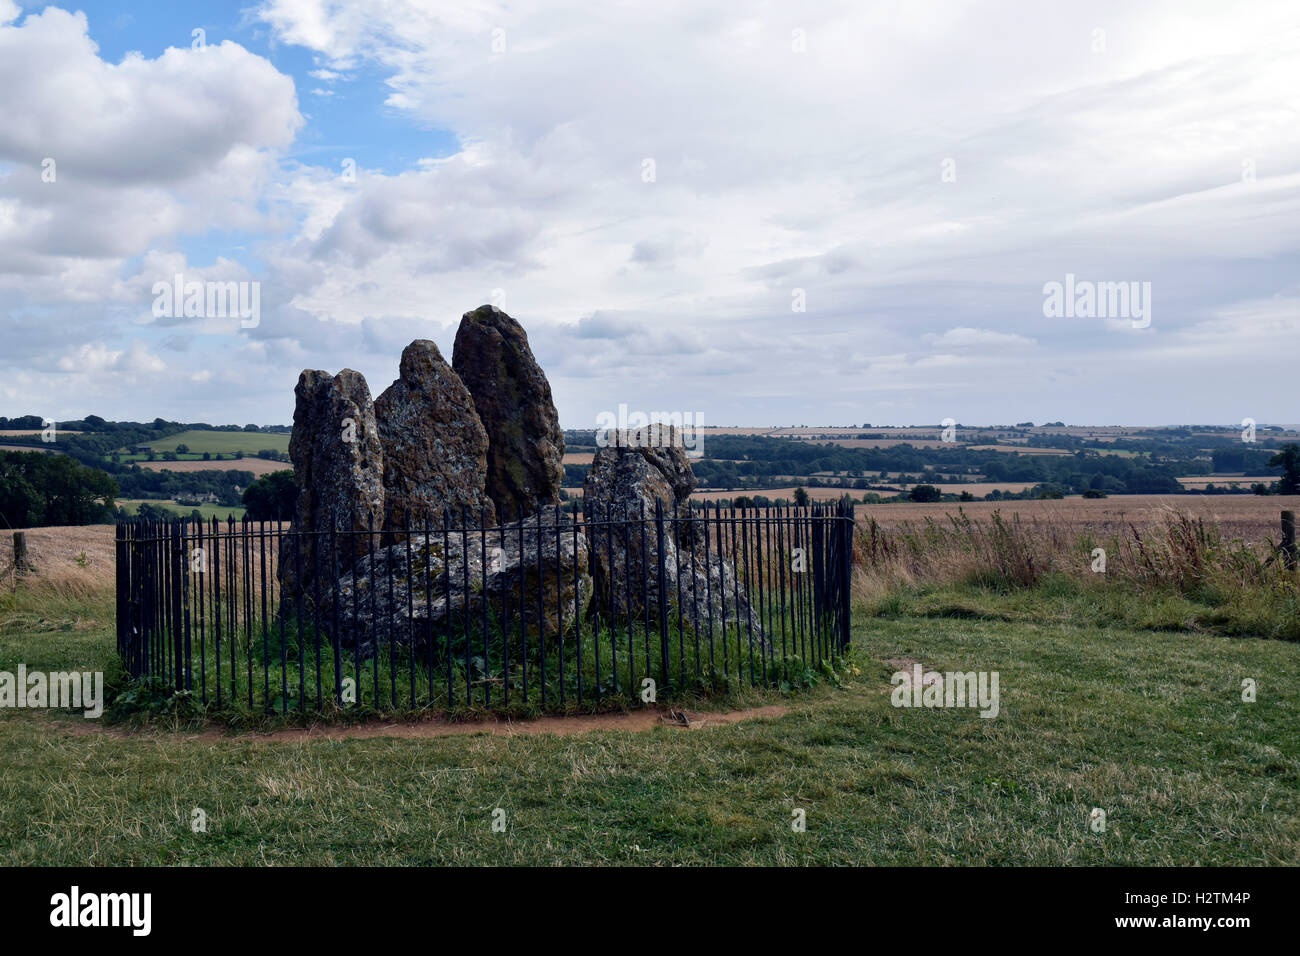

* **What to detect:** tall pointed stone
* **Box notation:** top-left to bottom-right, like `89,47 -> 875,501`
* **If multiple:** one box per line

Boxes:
285,368 -> 385,597
452,305 -> 565,520
375,339 -> 495,532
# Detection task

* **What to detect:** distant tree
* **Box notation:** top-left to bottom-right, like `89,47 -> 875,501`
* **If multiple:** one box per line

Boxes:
793,486 -> 810,507
202,452 -> 211,461
244,424 -> 261,432
909,484 -> 941,503
1268,444 -> 1300,495
241,470 -> 296,521
959,491 -> 975,501
136,501 -> 179,521
175,443 -> 190,454
1082,488 -> 1108,498
0,451 -> 118,527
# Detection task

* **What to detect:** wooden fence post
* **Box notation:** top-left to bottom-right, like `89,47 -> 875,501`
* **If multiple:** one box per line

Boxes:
1282,511 -> 1297,570
13,532 -> 29,574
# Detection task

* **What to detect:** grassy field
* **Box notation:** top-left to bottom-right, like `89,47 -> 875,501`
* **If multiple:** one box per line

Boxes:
130,430 -> 290,456
0,508 -> 1296,865
117,499 -> 247,521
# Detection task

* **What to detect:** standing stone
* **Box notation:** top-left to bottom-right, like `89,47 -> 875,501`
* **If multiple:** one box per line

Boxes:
331,511 -> 592,659
582,424 -> 689,620
582,424 -> 696,523
375,339 -> 495,534
285,368 -> 385,598
582,424 -> 762,643
452,305 -> 565,521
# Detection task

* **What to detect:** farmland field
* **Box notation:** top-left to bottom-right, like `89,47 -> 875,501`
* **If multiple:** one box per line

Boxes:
857,492 -> 1300,545
1176,476 -> 1275,488
116,499 -> 247,521
132,430 -> 290,456
689,485 -> 853,502
965,445 -> 1073,455
0,429 -> 82,436
787,438 -> 954,449
137,458 -> 288,476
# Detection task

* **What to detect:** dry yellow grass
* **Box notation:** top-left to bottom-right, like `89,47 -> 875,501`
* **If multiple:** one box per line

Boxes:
858,493 -> 1300,547
0,524 -> 116,602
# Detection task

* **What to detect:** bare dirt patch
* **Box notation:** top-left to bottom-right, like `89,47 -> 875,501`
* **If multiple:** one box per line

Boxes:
59,704 -> 792,742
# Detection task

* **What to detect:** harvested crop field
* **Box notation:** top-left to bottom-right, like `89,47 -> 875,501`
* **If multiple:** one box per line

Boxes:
785,438 -> 953,448
137,458 -> 288,476
0,429 -> 82,436
857,493 -> 1300,546
1176,476 -> 1275,487
964,445 -> 1073,455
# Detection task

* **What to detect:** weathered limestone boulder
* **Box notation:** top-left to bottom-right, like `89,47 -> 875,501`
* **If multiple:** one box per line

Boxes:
452,305 -> 565,520
283,368 -> 385,599
582,424 -> 687,620
330,511 -> 591,658
584,425 -> 694,512
583,425 -> 762,643
375,339 -> 495,535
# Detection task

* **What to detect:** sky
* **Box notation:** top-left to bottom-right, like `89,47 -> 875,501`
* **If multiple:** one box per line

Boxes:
0,0 -> 1296,429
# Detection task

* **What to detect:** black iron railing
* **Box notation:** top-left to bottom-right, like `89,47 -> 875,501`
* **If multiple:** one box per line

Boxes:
115,499 -> 854,714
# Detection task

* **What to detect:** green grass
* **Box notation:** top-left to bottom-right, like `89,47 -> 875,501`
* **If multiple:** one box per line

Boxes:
125,430 -> 290,456
863,573 -> 1300,643
118,499 -> 247,521
1,579 -> 1296,865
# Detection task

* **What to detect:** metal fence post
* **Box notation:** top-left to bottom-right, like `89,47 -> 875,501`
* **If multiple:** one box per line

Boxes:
655,498 -> 670,692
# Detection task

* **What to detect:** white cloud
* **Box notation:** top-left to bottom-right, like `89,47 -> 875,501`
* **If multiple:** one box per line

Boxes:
0,1 -> 1297,426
